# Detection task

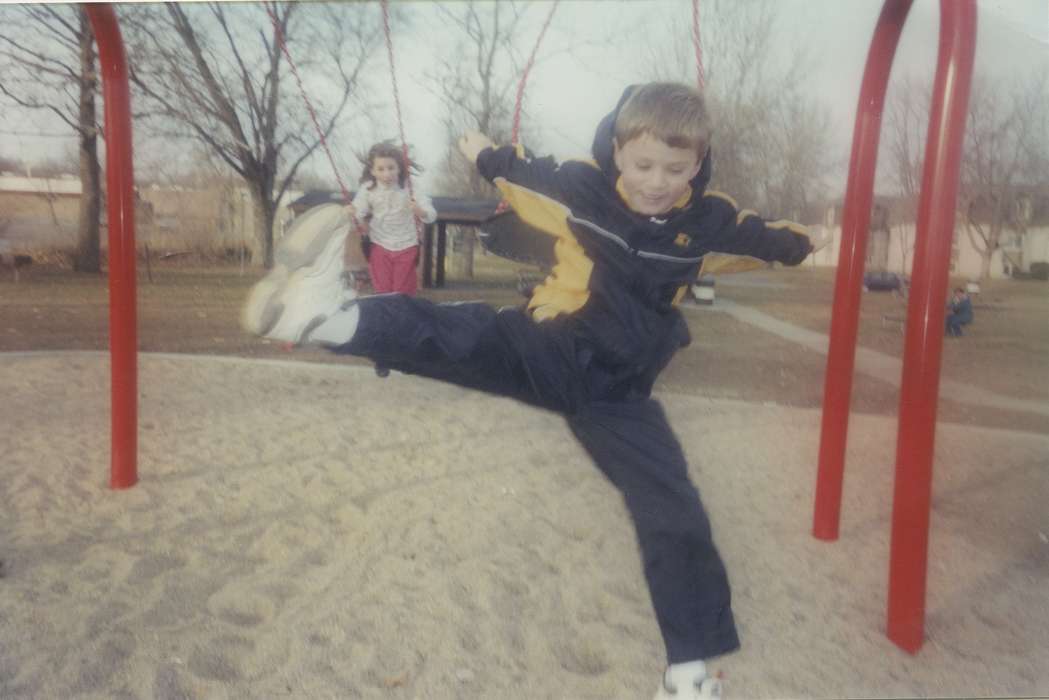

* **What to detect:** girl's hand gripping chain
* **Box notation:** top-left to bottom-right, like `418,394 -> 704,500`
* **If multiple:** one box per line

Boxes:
410,198 -> 429,220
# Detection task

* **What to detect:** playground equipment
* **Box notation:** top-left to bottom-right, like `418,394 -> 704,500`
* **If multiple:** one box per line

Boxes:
85,5 -> 136,490
812,0 -> 976,653
88,0 -> 976,654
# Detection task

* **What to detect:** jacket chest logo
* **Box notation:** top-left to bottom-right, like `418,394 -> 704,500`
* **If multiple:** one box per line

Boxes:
674,232 -> 692,248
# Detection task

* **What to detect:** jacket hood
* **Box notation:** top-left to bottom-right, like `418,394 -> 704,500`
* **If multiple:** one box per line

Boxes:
591,84 -> 712,203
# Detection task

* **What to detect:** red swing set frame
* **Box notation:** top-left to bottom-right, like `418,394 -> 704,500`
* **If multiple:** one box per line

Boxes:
88,0 -> 975,654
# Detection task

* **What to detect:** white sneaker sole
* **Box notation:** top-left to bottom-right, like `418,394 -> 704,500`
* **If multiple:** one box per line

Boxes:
242,203 -> 354,342
264,258 -> 349,343
274,204 -> 350,271
241,265 -> 289,335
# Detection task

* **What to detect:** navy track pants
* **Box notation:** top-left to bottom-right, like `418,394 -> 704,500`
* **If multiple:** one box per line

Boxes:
337,293 -> 740,662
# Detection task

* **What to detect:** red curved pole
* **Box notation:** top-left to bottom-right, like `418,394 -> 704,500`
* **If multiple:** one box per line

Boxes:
86,5 -> 138,489
813,0 -> 914,540
888,0 -> 976,654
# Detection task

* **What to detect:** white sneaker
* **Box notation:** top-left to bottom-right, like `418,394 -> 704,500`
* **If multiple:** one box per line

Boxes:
653,662 -> 722,700
241,204 -> 355,344
273,203 -> 350,270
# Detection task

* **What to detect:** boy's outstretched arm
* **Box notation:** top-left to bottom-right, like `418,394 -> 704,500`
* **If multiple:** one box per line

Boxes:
458,129 -> 580,242
457,129 -> 569,203
703,194 -> 829,266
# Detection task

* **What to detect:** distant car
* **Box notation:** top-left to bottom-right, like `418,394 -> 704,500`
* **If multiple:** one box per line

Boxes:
863,271 -> 905,292
691,276 -> 716,305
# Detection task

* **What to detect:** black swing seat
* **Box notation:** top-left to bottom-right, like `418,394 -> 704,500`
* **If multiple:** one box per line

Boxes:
477,210 -> 557,270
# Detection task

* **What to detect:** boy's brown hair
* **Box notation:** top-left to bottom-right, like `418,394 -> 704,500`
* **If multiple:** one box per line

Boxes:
614,82 -> 712,155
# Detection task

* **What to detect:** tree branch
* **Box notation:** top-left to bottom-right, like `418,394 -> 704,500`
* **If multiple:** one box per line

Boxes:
166,3 -> 255,168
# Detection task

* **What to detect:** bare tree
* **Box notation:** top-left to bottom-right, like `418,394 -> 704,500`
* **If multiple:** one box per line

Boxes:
28,150 -> 80,179
638,0 -> 832,220
885,71 -> 1048,279
121,2 -> 380,268
961,74 -> 1048,279
0,5 -> 103,272
428,2 -> 529,196
884,74 -> 928,273
0,155 -> 26,173
425,1 -> 552,277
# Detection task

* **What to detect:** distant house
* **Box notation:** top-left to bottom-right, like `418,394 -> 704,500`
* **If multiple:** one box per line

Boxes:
0,173 -> 83,248
0,172 -> 302,255
6,172 -> 1046,279
0,173 -> 81,196
800,189 -> 1049,280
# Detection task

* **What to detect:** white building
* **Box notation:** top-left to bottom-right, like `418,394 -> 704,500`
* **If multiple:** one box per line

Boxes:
805,194 -> 1049,280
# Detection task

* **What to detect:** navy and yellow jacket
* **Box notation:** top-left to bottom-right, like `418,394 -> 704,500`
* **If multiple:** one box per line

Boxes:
476,86 -> 814,377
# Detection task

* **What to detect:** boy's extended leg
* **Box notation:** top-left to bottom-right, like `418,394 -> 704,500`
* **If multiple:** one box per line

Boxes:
245,222 -> 584,408
241,203 -> 354,341
330,295 -> 584,410
567,399 -> 740,664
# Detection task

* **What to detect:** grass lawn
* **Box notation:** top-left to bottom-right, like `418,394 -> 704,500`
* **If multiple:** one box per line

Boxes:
2,253 -> 1046,433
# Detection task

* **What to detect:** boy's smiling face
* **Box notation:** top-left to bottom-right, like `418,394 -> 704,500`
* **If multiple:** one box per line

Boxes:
613,133 -> 703,216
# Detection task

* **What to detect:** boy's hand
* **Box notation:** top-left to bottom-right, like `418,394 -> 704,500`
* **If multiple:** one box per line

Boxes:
807,225 -> 832,254
458,130 -> 495,163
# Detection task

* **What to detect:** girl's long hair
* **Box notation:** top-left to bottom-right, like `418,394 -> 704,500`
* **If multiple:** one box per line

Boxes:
358,140 -> 422,189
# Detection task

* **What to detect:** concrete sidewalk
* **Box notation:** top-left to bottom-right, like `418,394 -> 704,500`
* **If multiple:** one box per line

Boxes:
1,352 -> 1047,699
684,299 -> 1049,418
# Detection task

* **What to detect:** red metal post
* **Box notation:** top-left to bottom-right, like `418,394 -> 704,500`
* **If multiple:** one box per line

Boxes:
86,5 -> 138,489
887,0 -> 976,654
813,0 -> 913,540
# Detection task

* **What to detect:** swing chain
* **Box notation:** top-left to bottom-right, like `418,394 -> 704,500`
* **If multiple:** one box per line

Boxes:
380,0 -> 424,239
692,0 -> 705,91
264,1 -> 353,204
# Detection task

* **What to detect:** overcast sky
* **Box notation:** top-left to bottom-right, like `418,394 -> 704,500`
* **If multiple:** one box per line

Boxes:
2,0 -> 1046,197
396,0 -> 1048,192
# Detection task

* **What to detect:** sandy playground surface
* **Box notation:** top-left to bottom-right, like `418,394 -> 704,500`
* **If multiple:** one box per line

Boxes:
1,352 -> 1047,699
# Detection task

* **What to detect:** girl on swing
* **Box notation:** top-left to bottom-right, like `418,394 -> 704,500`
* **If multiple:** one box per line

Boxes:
346,141 -> 437,295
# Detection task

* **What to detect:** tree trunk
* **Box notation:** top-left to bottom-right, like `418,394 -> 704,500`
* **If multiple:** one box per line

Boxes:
250,187 -> 276,269
73,9 -> 102,274
869,228 -> 889,271
980,250 -> 992,280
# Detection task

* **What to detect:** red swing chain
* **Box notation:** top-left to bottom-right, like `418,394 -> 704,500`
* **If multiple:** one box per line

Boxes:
265,1 -> 698,209
510,0 -> 560,146
692,0 -> 705,91
493,1 -> 560,216
264,1 -> 353,204
379,0 -> 423,238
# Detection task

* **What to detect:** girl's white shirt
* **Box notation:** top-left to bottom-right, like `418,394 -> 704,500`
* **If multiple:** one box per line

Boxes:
351,182 -> 437,252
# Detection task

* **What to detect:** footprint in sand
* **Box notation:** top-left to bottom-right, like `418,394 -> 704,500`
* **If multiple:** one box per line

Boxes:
127,552 -> 187,584
72,633 -> 135,693
208,589 -> 275,629
551,638 -> 610,676
153,664 -> 195,699
187,647 -> 243,682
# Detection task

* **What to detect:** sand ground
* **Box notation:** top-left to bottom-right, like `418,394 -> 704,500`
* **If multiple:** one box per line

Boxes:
2,351 -> 1046,699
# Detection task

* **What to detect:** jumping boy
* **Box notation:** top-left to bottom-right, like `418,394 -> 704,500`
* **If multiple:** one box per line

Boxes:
243,82 -> 827,699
